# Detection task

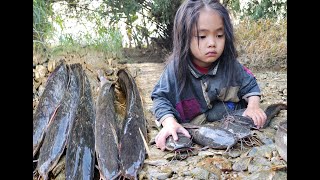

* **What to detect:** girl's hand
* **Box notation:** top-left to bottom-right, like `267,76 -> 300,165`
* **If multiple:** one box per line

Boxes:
155,117 -> 191,151
243,107 -> 267,129
243,96 -> 267,129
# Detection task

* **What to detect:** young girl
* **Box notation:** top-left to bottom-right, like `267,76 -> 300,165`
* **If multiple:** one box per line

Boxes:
151,0 -> 267,151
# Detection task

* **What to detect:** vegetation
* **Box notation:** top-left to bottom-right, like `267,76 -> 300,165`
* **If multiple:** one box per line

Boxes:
224,0 -> 287,20
33,0 -> 54,52
235,18 -> 287,71
33,0 -> 287,70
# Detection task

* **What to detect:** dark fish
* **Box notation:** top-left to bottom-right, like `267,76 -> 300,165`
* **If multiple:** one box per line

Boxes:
262,103 -> 287,128
218,115 -> 254,139
165,133 -> 194,160
165,133 -> 193,152
66,67 -> 95,180
183,123 -> 237,150
95,79 -> 120,180
36,63 -> 82,180
220,103 -> 288,136
33,59 -> 69,157
118,69 -> 147,180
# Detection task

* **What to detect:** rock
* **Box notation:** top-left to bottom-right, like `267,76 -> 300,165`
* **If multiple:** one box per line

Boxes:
34,65 -> 48,80
47,59 -> 56,72
275,121 -> 287,162
33,51 -> 287,179
232,157 -> 252,172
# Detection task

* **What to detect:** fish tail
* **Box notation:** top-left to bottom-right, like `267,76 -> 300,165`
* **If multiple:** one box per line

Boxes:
97,69 -> 108,88
263,103 -> 287,128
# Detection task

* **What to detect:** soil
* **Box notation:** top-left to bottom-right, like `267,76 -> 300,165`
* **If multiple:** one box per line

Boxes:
33,47 -> 287,179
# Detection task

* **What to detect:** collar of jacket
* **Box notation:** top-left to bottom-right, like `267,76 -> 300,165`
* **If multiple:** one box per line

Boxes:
188,59 -> 220,78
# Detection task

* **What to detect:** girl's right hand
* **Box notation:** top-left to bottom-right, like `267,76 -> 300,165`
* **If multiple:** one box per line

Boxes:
155,117 -> 191,151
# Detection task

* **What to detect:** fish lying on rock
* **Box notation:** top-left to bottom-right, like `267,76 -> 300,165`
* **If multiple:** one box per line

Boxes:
163,123 -> 237,158
165,133 -> 194,160
262,103 -> 287,128
117,68 -> 147,180
36,63 -> 82,180
218,103 -> 287,139
165,133 -> 193,152
65,67 -> 96,180
183,123 -> 238,150
164,125 -> 237,151
33,59 -> 69,157
163,103 -> 287,154
95,70 -> 120,180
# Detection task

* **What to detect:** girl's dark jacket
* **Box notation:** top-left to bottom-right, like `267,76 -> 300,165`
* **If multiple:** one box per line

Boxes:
151,58 -> 261,126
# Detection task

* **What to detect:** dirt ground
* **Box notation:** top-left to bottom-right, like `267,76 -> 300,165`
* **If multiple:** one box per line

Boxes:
33,48 -> 287,179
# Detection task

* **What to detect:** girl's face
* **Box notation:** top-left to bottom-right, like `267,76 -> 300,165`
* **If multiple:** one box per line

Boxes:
190,7 -> 225,68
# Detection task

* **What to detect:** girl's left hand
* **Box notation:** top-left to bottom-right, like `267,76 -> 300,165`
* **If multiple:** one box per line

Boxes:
243,107 -> 267,129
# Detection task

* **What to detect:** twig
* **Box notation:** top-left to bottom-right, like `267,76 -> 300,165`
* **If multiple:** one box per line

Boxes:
139,127 -> 150,156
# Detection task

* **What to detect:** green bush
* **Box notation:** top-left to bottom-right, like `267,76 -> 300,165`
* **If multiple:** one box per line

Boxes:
51,27 -> 124,60
33,0 -> 53,52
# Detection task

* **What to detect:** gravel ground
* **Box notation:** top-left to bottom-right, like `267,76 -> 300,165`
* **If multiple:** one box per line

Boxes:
33,51 -> 287,179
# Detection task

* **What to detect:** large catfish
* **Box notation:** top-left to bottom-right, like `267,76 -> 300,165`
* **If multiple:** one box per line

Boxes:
66,67 -> 95,180
183,123 -> 238,150
95,73 -> 120,180
117,69 -> 147,180
36,63 -> 82,180
33,59 -> 69,157
218,103 -> 288,138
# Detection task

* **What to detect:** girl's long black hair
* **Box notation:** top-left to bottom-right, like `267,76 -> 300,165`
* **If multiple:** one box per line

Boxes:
167,0 -> 239,95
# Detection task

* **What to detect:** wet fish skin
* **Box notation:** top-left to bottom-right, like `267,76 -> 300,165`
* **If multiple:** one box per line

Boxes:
118,69 -> 147,180
214,103 -> 287,139
184,124 -> 238,150
218,115 -> 253,139
262,103 -> 287,128
66,68 -> 96,180
162,104 -> 287,152
95,80 -> 120,180
224,103 -> 288,129
36,64 -> 82,180
165,133 -> 193,151
33,59 -> 69,157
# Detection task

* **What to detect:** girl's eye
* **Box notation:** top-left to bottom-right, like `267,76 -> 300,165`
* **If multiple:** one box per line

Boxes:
194,35 -> 206,39
217,34 -> 224,38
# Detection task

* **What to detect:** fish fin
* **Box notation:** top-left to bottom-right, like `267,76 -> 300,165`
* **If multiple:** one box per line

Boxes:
199,146 -> 210,151
263,103 -> 287,128
225,145 -> 232,153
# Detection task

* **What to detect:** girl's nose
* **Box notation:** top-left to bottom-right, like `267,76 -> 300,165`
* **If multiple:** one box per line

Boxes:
208,37 -> 216,47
